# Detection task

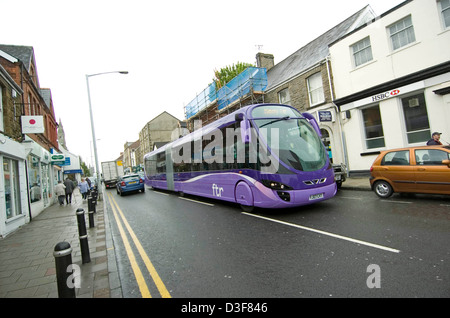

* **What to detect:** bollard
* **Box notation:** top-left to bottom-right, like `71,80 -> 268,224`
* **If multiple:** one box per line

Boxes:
75,208 -> 91,264
88,210 -> 95,228
88,196 -> 96,214
91,189 -> 98,200
54,242 -> 76,298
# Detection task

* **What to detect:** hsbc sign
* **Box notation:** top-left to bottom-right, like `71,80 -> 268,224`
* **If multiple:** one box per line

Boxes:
371,89 -> 400,102
342,81 -> 425,112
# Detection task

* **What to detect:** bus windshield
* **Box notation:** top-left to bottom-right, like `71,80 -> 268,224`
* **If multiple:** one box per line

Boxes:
252,110 -> 327,172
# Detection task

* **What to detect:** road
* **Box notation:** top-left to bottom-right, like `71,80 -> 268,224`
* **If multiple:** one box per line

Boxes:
104,186 -> 450,298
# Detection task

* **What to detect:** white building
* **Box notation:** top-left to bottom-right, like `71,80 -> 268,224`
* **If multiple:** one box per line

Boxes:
330,0 -> 450,174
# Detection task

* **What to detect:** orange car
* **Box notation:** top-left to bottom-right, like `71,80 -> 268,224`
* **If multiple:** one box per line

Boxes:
370,145 -> 450,198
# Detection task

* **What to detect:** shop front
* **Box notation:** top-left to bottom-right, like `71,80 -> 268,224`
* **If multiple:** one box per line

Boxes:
337,74 -> 450,175
22,136 -> 54,218
0,134 -> 29,237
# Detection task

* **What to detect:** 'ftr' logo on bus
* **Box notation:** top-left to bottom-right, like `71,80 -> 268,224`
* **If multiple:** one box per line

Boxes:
371,89 -> 400,102
212,184 -> 224,197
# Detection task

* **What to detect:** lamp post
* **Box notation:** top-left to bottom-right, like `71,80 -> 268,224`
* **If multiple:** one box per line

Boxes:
86,71 -> 128,200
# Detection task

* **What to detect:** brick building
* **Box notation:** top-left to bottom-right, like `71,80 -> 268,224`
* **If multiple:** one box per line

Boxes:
0,44 -> 63,225
0,62 -> 29,237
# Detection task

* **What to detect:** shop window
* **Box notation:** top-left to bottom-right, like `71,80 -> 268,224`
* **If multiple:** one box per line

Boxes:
3,158 -> 22,219
27,154 -> 41,203
401,93 -> 430,144
361,105 -> 385,149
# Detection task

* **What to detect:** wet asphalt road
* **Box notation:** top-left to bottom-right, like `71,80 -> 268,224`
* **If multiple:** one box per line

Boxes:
105,187 -> 450,298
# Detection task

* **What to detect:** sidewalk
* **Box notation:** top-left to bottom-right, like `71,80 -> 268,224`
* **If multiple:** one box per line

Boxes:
340,176 -> 371,191
0,178 -> 370,298
0,189 -> 121,298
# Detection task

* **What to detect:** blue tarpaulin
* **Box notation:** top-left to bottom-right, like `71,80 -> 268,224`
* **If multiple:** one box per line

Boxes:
185,67 -> 267,119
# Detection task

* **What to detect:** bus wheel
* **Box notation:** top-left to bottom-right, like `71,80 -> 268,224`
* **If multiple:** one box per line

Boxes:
235,181 -> 254,212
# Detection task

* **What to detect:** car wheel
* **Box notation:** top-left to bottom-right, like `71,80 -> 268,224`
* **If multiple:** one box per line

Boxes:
374,180 -> 393,198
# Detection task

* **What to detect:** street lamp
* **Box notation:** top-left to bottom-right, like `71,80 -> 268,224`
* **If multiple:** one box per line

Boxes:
86,71 -> 128,200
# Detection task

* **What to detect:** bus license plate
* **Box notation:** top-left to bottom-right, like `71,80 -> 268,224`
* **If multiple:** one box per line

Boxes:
309,193 -> 324,200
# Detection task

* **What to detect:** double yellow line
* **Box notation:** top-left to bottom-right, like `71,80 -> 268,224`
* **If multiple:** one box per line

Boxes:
107,192 -> 171,298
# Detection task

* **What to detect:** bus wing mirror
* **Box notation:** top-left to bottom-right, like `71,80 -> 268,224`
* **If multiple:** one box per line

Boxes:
302,112 -> 321,137
239,118 -> 251,144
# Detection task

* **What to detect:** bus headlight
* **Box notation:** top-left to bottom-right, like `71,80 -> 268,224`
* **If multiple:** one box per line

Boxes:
261,180 -> 293,190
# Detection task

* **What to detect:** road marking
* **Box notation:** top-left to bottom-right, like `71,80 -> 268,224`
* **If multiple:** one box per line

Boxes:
339,196 -> 363,200
380,200 -> 412,204
107,192 -> 151,298
178,196 -> 215,206
107,192 -> 171,298
153,191 -> 169,196
242,212 -> 401,254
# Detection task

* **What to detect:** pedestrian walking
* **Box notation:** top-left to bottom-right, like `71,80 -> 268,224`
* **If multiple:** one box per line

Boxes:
55,181 -> 66,206
64,177 -> 75,204
79,178 -> 90,200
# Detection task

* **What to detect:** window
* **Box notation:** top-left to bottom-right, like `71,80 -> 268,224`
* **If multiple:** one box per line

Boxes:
415,149 -> 450,165
401,93 -> 430,144
361,105 -> 385,149
0,86 -> 3,132
352,37 -> 373,67
388,16 -> 416,50
439,0 -> 450,29
381,150 -> 410,166
307,72 -> 325,106
278,88 -> 291,105
27,154 -> 41,203
4,158 -> 22,219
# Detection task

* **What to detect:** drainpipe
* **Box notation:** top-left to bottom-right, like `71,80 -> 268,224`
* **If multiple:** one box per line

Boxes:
325,54 -> 349,175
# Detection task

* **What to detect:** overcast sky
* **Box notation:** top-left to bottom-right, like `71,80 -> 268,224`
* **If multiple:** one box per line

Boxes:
0,0 -> 405,167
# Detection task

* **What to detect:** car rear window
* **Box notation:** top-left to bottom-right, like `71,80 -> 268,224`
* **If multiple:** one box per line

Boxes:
123,175 -> 140,181
381,150 -> 410,165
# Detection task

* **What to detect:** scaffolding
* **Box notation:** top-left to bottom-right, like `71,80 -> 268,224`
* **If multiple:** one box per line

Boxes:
184,67 -> 268,121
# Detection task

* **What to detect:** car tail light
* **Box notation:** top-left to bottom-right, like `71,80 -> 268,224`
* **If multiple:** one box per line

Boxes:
121,181 -> 126,186
140,179 -> 143,183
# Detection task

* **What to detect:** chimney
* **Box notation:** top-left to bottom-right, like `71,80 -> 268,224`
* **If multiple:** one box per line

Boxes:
256,53 -> 274,71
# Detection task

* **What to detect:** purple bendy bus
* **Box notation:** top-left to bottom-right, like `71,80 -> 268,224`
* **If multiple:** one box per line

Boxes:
143,104 -> 336,211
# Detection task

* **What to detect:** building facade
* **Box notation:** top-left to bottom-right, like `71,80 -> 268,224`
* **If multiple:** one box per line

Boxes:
330,0 -> 450,174
139,111 -> 183,159
261,5 -> 376,169
0,62 -> 29,237
0,44 -> 64,234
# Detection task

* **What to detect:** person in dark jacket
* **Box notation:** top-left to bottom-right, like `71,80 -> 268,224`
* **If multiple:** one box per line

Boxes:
427,132 -> 443,145
64,177 -> 75,204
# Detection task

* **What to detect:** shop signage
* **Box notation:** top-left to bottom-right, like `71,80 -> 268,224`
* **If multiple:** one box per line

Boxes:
21,116 -> 44,134
341,81 -> 425,112
371,89 -> 400,102
318,111 -> 332,122
63,169 -> 83,174
51,154 -> 65,165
